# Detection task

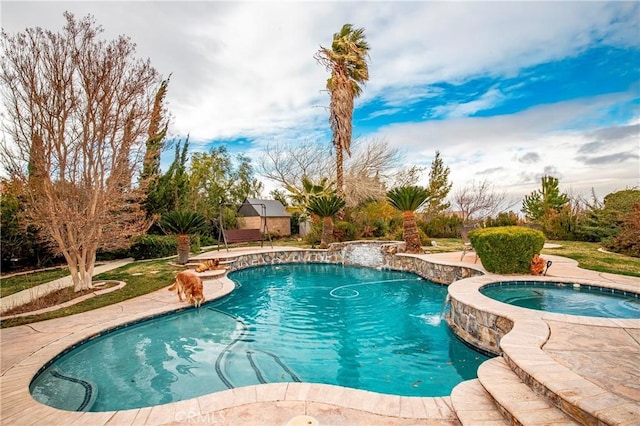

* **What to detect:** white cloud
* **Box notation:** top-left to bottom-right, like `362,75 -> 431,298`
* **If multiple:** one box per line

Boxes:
430,87 -> 505,119
4,1 -> 636,141
2,1 -> 638,200
360,1 -> 639,101
368,92 -> 640,199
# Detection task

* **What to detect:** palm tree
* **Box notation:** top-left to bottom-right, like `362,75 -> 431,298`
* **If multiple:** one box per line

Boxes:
387,186 -> 431,254
307,194 -> 346,249
159,211 -> 207,264
315,24 -> 370,197
285,176 -> 334,219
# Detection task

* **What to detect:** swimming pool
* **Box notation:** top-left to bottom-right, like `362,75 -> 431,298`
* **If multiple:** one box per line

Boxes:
480,281 -> 640,318
30,263 -> 489,412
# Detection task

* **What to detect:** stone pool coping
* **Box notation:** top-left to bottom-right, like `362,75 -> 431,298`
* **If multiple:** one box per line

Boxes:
1,246 -> 639,424
447,273 -> 640,425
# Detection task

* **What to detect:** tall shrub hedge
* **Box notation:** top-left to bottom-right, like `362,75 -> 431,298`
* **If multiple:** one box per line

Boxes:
469,226 -> 545,274
129,235 -> 177,260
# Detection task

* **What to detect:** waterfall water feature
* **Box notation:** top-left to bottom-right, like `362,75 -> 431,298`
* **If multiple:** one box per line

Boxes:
343,244 -> 384,268
338,241 -> 404,268
440,294 -> 451,320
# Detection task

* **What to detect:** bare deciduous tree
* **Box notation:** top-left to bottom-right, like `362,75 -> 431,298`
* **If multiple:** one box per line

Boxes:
0,13 -> 159,291
452,180 -> 517,223
259,138 -> 424,207
343,138 -> 416,204
258,139 -> 332,190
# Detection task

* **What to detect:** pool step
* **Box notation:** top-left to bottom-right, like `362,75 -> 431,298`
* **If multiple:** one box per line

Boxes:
185,257 -> 236,279
197,269 -> 228,279
186,259 -> 235,267
179,264 -> 229,279
187,258 -> 236,267
450,379 -> 507,425
478,357 -> 580,425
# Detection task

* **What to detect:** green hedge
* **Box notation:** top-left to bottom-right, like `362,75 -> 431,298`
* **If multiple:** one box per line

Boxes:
419,214 -> 463,238
129,235 -> 202,260
469,226 -> 545,274
129,235 -> 177,260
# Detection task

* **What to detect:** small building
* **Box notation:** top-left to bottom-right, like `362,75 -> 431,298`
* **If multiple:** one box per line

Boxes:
237,198 -> 291,237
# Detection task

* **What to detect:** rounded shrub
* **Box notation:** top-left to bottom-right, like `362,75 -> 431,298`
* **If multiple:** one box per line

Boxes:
469,226 -> 545,274
333,221 -> 359,242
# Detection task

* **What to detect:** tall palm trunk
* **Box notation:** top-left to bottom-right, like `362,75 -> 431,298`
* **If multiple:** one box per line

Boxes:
176,234 -> 190,264
335,147 -> 344,198
330,69 -> 354,198
402,211 -> 421,253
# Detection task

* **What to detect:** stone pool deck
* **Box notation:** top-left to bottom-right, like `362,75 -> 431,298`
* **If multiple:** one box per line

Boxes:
1,247 -> 639,425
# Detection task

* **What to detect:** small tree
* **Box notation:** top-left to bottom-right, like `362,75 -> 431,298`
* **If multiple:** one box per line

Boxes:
422,151 -> 452,219
270,189 -> 289,207
159,211 -> 206,264
606,202 -> 640,257
0,13 -> 159,291
286,177 -> 335,216
307,194 -> 346,248
596,189 -> 640,256
145,138 -> 190,217
0,178 -> 55,269
453,179 -> 514,223
387,186 -> 431,253
522,176 -> 571,237
522,176 -> 569,221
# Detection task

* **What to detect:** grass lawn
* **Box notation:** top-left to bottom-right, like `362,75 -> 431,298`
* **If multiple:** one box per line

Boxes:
1,267 -> 71,298
542,240 -> 640,278
1,239 -> 637,328
1,259 -> 183,328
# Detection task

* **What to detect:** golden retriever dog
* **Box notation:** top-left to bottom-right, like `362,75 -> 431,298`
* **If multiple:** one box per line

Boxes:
195,259 -> 225,273
168,271 -> 205,307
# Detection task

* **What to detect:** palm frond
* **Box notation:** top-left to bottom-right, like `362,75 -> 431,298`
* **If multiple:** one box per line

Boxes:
387,186 -> 431,212
159,211 -> 207,235
307,194 -> 346,218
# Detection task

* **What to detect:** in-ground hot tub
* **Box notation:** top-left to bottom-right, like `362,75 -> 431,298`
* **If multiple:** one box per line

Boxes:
446,275 -> 640,356
480,280 -> 640,319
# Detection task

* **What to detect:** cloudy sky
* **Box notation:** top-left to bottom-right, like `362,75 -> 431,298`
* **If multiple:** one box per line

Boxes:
2,1 -> 639,203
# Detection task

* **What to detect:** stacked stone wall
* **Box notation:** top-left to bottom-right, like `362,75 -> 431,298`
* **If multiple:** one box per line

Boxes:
446,299 -> 513,355
223,243 -> 483,286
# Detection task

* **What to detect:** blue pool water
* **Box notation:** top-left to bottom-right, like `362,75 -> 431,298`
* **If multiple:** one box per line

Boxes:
30,264 -> 489,412
481,281 -> 640,318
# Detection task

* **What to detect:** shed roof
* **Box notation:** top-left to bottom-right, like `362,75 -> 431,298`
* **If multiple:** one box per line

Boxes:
241,198 -> 290,217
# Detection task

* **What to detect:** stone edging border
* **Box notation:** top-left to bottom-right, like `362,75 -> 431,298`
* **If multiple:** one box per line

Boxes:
0,281 -> 127,321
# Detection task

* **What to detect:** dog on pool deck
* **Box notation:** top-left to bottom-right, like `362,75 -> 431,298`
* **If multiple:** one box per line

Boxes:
195,259 -> 225,273
168,271 -> 205,307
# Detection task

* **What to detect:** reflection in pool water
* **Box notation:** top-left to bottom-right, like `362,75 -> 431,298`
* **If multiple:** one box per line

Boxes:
30,264 -> 490,412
